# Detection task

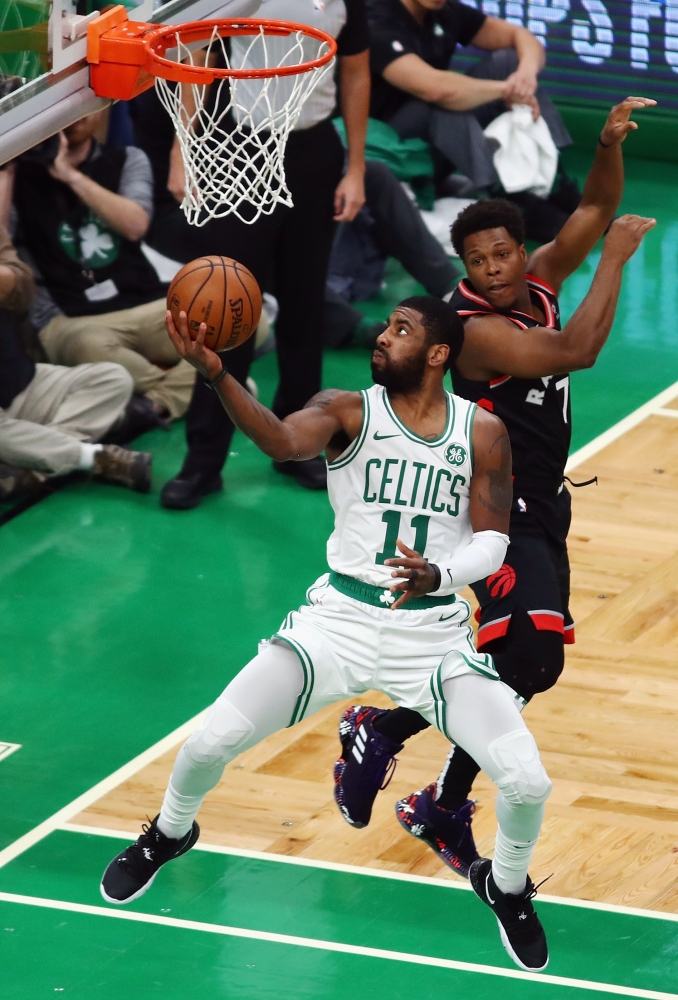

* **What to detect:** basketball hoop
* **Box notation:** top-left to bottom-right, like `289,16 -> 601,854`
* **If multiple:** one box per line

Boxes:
87,8 -> 337,225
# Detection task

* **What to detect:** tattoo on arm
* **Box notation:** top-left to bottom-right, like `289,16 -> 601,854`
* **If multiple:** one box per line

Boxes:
478,430 -> 512,514
304,389 -> 344,410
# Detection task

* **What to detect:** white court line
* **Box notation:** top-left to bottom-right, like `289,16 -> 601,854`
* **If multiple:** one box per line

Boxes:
0,710 -> 206,871
58,823 -> 678,924
0,891 -> 675,1000
566,378 -> 678,471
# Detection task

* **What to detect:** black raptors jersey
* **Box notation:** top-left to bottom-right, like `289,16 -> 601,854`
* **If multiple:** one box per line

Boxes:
450,274 -> 570,499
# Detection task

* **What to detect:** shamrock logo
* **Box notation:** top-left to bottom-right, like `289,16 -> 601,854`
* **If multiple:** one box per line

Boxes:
379,590 -> 396,605
58,214 -> 120,269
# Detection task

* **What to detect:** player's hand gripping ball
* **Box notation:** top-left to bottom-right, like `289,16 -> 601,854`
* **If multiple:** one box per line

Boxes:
167,256 -> 262,352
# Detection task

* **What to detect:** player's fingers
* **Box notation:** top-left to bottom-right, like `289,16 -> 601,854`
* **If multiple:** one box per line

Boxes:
194,321 -> 207,347
176,310 -> 192,341
391,590 -> 414,610
395,538 -> 418,558
624,97 -> 657,105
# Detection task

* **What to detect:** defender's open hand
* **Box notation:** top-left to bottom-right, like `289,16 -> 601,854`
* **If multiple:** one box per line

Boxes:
165,310 -> 223,383
600,97 -> 657,147
385,539 -> 438,610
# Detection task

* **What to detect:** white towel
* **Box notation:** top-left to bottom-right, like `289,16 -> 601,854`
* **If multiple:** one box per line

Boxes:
484,105 -> 558,198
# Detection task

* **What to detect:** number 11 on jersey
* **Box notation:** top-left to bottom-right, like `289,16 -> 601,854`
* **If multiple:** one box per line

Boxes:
375,511 -> 430,564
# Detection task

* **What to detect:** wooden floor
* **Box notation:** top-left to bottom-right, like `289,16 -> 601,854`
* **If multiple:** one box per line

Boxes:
71,403 -> 678,912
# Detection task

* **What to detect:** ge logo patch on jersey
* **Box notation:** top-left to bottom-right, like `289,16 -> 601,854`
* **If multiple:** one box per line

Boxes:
445,444 -> 467,467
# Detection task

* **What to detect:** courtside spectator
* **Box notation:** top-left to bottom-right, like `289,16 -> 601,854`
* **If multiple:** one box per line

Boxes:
367,0 -> 578,238
324,157 -> 460,347
12,113 -> 195,422
0,166 -> 152,498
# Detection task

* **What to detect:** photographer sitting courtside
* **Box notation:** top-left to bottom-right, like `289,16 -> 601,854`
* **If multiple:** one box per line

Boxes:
12,113 -> 195,422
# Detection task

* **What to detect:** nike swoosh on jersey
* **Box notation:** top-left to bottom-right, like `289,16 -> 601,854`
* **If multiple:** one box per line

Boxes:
438,612 -> 458,622
373,432 -> 401,440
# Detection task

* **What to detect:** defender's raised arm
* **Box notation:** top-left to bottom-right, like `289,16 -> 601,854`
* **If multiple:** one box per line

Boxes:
529,96 -> 657,293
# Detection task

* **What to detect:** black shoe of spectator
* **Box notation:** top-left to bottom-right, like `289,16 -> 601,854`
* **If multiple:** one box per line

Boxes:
0,464 -> 45,502
548,167 -> 582,216
436,172 -> 478,199
273,457 -> 327,491
160,472 -> 223,510
102,394 -> 171,445
504,190 -> 570,245
92,445 -> 152,493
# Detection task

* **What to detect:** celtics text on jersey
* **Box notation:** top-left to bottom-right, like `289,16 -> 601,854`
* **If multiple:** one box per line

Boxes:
326,384 -> 477,589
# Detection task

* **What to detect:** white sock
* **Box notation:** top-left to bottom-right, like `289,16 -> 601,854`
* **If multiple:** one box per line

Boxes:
491,826 -> 535,895
157,781 -> 205,840
77,443 -> 103,470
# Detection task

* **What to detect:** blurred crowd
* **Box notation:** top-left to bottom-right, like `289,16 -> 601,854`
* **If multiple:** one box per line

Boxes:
0,0 -> 581,511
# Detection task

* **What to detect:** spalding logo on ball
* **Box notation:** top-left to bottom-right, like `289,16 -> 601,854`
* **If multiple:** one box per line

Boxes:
167,255 -> 262,352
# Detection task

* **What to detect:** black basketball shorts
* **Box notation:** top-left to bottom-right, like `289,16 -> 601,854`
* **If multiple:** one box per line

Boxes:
471,488 -> 574,649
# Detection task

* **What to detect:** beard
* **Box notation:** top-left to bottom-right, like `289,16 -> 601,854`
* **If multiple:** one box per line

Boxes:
371,346 -> 428,395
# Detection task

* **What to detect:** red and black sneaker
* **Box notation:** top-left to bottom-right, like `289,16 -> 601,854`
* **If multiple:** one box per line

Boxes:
333,705 -> 403,828
395,782 -> 479,878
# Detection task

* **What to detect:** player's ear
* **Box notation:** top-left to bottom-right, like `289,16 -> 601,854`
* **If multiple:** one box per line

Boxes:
428,342 -> 450,370
519,244 -> 528,264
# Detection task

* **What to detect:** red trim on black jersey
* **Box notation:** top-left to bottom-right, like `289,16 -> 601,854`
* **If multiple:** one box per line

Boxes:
477,614 -> 511,647
457,280 -> 491,307
525,273 -> 557,297
489,375 -> 512,387
528,610 -> 564,634
564,622 -> 576,645
457,277 -> 556,329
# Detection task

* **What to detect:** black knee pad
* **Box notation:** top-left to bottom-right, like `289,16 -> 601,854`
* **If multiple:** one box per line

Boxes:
484,607 -> 564,700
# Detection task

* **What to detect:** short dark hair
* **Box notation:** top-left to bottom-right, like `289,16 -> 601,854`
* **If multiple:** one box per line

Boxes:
399,296 -> 464,371
450,199 -> 525,258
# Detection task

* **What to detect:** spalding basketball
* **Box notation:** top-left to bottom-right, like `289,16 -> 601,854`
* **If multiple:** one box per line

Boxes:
167,256 -> 262,352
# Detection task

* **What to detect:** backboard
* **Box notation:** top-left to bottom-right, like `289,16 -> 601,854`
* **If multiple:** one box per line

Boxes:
0,0 -> 260,165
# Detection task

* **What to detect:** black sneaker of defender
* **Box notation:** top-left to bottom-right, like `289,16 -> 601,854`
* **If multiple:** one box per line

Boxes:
100,815 -> 200,905
469,858 -> 549,971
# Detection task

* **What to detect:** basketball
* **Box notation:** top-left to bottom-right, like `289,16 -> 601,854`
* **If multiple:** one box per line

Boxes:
167,256 -> 262,352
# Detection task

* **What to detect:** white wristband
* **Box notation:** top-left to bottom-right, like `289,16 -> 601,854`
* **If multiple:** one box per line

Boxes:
432,530 -> 510,596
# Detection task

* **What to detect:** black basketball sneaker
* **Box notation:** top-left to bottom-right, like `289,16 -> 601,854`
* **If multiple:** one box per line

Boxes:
469,858 -> 549,972
100,815 -> 200,904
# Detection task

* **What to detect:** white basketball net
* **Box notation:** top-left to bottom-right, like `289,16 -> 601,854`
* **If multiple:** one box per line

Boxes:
154,25 -> 335,226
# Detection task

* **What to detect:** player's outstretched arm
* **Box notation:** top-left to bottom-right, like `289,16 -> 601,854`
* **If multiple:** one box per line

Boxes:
384,410 -> 511,608
166,312 -> 362,461
461,214 -> 656,381
528,96 -> 656,293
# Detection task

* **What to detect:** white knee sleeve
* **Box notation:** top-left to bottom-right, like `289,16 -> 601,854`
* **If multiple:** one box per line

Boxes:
488,729 -> 552,807
184,698 -> 255,766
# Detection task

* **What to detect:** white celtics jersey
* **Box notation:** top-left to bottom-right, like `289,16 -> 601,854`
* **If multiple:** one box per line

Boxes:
326,384 -> 476,590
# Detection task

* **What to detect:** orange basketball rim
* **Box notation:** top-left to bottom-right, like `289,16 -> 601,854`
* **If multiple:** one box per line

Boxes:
86,6 -> 337,102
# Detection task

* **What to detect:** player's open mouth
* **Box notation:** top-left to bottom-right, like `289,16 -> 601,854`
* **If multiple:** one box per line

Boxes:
487,283 -> 509,294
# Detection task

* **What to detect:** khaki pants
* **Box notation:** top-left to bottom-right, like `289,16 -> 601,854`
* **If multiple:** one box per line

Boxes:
39,299 -> 196,420
0,363 -> 132,475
